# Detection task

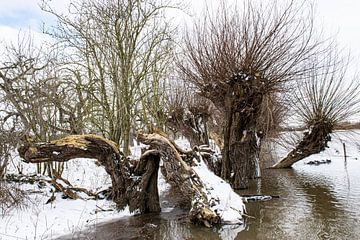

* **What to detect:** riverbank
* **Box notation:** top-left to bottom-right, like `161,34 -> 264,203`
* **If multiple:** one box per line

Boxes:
1,131 -> 360,239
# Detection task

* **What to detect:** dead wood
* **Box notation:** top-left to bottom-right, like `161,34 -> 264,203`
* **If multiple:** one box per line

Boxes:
51,179 -> 79,200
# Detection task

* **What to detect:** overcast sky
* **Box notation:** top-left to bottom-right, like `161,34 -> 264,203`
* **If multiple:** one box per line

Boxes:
1,0 -> 360,65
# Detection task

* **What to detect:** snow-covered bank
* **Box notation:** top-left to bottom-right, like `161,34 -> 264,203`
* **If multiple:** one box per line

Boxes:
0,138 -> 245,239
1,159 -> 132,239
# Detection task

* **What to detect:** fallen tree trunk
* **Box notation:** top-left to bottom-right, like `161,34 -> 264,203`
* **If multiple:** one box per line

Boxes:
18,134 -> 161,213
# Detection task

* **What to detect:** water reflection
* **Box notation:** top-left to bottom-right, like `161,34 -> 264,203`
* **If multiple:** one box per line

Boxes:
59,158 -> 360,240
237,158 -> 360,239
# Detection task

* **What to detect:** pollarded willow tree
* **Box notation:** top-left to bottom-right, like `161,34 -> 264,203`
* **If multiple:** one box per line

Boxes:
272,55 -> 360,168
41,0 -> 176,155
165,84 -> 214,147
178,1 -> 331,188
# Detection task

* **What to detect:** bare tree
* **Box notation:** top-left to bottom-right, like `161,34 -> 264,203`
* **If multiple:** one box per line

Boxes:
41,0 -> 176,155
0,34 -> 86,176
165,84 -> 213,147
272,55 -> 360,168
178,1 -> 329,188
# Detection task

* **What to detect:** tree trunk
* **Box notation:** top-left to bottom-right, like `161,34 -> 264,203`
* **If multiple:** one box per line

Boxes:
272,123 -> 332,168
221,93 -> 262,189
18,134 -> 160,213
221,98 -> 233,180
137,132 -> 221,226
18,133 -> 244,227
127,149 -> 161,213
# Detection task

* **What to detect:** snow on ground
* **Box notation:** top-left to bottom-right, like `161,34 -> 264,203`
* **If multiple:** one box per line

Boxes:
292,130 -> 360,166
1,158 -> 133,240
1,189 -> 132,240
0,142 -> 175,240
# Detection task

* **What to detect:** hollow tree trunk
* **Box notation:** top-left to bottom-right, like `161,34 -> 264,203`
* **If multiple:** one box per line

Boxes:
18,134 -> 161,213
272,123 -> 332,168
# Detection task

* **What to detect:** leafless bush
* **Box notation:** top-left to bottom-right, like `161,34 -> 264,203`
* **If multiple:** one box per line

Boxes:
0,183 -> 27,216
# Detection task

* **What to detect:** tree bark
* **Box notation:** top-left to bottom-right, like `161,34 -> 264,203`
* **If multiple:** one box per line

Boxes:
222,96 -> 262,189
272,123 -> 332,168
18,134 -> 161,213
221,97 -> 233,180
137,132 -> 221,226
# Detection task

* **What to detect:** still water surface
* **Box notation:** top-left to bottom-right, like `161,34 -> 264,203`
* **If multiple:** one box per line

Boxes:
62,156 -> 360,240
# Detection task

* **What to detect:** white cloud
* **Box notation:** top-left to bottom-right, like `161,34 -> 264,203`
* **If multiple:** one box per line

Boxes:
0,0 -> 40,15
1,0 -> 360,67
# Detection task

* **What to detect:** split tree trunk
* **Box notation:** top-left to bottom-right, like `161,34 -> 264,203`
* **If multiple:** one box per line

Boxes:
18,134 -> 161,213
272,123 -> 332,168
137,132 -> 221,226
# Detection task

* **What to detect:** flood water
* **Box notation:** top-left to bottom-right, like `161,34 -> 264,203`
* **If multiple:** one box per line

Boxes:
60,152 -> 360,239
